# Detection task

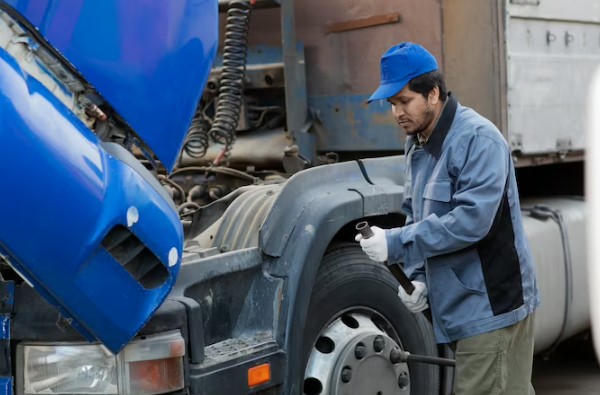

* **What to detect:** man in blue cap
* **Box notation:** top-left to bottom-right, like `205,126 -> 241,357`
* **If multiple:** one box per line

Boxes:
355,42 -> 540,394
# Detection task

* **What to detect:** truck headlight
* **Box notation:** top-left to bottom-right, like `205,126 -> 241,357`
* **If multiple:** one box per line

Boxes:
17,331 -> 185,395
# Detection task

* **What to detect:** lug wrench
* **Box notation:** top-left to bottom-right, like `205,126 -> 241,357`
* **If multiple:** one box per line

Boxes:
355,222 -> 456,368
390,347 -> 455,367
356,221 -> 415,294
355,221 -> 432,322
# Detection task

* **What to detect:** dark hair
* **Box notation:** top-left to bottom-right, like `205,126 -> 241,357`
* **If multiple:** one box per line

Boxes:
408,70 -> 448,101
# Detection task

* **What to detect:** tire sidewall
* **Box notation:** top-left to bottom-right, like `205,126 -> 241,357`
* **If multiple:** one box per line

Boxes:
302,243 -> 439,394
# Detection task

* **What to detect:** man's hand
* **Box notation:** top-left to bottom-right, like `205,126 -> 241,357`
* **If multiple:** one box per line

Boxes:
355,225 -> 388,262
398,281 -> 428,313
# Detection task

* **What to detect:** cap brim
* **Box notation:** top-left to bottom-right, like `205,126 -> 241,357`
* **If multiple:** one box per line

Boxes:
367,79 -> 408,103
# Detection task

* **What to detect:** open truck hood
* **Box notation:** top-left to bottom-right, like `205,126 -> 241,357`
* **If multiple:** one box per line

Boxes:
0,0 -> 217,353
3,0 -> 219,171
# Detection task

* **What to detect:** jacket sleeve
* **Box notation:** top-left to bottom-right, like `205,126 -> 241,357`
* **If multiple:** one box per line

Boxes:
398,140 -> 426,281
400,193 -> 426,282
401,180 -> 414,226
386,133 -> 509,266
401,138 -> 415,226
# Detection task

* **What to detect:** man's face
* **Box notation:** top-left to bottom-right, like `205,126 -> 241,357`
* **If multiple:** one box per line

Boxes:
387,85 -> 439,136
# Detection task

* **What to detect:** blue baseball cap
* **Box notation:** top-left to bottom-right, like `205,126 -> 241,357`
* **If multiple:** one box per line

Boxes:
368,42 -> 438,103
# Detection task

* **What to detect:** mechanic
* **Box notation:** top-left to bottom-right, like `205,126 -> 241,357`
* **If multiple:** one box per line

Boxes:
355,42 -> 540,394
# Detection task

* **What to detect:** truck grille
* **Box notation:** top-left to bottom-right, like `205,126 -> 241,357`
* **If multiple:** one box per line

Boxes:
102,226 -> 168,289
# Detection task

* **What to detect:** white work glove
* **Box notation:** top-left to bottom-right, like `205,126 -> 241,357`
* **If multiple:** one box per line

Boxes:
354,226 -> 388,262
398,281 -> 429,313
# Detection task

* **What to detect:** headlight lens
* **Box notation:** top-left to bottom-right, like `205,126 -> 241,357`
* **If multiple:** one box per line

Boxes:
18,331 -> 185,395
22,345 -> 117,394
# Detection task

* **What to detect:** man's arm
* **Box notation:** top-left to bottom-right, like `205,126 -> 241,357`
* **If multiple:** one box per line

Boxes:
387,133 -> 509,266
400,187 -> 427,281
399,149 -> 426,281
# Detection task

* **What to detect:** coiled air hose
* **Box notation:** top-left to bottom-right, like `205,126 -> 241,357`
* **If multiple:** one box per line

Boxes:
183,113 -> 211,158
183,0 -> 251,164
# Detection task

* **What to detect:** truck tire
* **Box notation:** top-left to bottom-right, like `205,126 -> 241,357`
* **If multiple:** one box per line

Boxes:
302,243 -> 440,395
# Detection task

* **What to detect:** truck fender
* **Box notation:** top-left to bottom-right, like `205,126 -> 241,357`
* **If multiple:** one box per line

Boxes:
259,157 -> 407,392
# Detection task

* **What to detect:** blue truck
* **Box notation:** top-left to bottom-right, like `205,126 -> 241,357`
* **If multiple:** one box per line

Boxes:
0,0 -> 592,394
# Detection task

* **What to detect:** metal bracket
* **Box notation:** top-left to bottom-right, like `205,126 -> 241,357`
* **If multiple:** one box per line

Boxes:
325,13 -> 401,34
510,0 -> 540,5
565,31 -> 574,46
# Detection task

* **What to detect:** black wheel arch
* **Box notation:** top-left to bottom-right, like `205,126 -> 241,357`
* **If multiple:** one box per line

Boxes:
258,157 -> 412,394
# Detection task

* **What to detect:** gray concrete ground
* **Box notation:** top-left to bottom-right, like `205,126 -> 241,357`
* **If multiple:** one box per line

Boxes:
532,333 -> 600,394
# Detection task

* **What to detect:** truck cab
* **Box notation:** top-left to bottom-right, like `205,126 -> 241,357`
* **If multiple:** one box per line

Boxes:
0,0 -> 593,394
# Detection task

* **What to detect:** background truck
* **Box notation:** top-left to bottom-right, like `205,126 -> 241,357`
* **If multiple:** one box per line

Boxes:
0,0 -> 593,394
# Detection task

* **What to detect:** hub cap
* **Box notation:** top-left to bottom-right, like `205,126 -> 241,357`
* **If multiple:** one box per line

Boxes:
304,311 -> 410,394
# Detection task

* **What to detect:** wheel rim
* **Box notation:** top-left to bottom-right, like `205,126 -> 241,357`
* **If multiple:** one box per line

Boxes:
303,309 -> 411,395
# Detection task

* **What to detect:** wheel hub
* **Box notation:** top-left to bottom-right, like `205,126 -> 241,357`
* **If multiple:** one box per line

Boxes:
304,312 -> 410,395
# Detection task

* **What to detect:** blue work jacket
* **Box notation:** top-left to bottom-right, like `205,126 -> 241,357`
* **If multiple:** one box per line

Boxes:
386,94 -> 540,343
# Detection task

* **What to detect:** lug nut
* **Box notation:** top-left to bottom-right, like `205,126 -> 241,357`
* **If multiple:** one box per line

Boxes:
355,343 -> 366,359
390,347 -> 406,364
373,335 -> 385,352
398,371 -> 409,390
341,366 -> 353,383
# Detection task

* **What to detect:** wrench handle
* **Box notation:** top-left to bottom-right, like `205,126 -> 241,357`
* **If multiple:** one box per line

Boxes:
355,221 -> 375,238
355,221 -> 416,295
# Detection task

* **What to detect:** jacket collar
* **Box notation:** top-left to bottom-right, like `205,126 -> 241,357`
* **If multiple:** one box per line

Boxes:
421,92 -> 457,159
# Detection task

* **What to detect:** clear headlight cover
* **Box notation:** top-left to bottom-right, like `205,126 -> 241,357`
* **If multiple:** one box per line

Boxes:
18,331 -> 185,395
21,344 -> 117,394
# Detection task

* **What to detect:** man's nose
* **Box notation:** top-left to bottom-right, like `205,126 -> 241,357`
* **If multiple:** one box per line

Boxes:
392,105 -> 404,118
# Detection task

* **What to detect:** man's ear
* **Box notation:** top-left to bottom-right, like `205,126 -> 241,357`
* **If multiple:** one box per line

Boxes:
428,87 -> 440,105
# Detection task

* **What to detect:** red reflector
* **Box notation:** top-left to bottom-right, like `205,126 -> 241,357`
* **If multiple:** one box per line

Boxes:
248,363 -> 271,388
128,357 -> 184,394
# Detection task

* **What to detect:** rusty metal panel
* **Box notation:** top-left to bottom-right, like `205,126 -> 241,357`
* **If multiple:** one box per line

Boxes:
506,0 -> 600,155
442,0 -> 506,132
244,1 -> 443,152
292,0 -> 443,96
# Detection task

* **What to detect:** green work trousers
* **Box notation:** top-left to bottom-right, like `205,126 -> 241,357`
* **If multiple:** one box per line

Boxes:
452,313 -> 536,395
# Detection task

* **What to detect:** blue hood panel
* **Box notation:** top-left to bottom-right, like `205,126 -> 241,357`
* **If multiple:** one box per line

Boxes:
0,47 -> 183,353
4,0 -> 219,171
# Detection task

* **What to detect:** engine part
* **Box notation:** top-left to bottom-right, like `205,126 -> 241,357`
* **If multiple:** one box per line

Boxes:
184,0 -> 251,163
